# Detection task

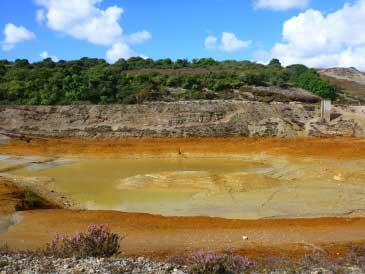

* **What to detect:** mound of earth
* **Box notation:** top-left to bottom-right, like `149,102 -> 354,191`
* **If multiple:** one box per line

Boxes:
318,67 -> 365,85
118,171 -> 280,193
318,67 -> 365,101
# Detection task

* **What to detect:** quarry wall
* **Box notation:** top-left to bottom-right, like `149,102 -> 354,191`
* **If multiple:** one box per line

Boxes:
0,101 -> 364,138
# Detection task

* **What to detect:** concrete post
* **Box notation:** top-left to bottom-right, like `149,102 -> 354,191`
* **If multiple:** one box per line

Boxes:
321,99 -> 332,122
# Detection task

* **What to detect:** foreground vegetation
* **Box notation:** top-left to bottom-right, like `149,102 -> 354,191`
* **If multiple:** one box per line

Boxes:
2,224 -> 365,273
45,224 -> 121,258
0,57 -> 338,105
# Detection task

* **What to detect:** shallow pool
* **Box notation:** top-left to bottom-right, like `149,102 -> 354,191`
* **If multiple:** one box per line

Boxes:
7,154 -> 365,219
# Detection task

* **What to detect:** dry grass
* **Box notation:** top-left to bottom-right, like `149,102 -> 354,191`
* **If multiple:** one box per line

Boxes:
321,75 -> 365,99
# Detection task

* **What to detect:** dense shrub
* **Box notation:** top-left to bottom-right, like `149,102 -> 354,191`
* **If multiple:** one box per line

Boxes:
287,65 -> 338,100
294,70 -> 338,100
0,57 -> 339,104
46,224 -> 121,258
189,250 -> 252,274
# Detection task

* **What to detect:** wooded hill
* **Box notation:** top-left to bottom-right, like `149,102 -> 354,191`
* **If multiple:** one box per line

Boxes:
0,57 -> 338,105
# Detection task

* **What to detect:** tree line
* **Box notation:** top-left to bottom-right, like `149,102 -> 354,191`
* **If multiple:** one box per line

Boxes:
0,57 -> 338,105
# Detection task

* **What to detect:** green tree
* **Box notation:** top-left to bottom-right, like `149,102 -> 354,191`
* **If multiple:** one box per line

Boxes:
268,58 -> 282,68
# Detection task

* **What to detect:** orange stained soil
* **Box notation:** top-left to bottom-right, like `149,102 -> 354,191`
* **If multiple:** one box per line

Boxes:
2,137 -> 365,259
2,208 -> 365,259
1,136 -> 365,160
0,179 -> 21,215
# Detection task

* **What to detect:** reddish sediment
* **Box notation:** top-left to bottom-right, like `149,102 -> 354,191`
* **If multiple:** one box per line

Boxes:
1,137 -> 365,159
2,207 -> 365,259
1,137 -> 365,259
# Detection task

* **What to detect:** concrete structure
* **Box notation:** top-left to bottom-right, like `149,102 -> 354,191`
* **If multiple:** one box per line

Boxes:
321,100 -> 332,122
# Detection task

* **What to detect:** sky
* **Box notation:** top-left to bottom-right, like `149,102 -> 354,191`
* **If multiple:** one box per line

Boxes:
1,0 -> 365,69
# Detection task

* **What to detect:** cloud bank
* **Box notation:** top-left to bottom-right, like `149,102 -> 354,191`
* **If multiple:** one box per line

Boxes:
264,0 -> 365,70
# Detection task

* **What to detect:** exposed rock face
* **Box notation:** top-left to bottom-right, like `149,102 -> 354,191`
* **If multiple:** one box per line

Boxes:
0,101 -> 364,137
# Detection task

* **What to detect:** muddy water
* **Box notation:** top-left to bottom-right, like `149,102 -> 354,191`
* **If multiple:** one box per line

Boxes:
6,153 -> 365,219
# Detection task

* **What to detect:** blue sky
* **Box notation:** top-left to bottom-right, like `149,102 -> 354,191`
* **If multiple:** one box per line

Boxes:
1,0 -> 365,69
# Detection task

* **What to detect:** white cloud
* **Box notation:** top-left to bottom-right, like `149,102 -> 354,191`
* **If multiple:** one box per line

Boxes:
36,0 -> 123,46
40,51 -> 59,62
255,0 -> 310,10
35,0 -> 151,62
205,35 -> 218,50
266,0 -> 365,70
221,32 -> 251,52
106,42 -> 135,63
127,31 -> 152,44
2,23 -> 35,51
204,32 -> 251,53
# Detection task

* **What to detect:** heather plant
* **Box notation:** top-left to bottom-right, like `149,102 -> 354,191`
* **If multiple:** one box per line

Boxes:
46,224 -> 121,258
189,249 -> 252,274
342,244 -> 365,270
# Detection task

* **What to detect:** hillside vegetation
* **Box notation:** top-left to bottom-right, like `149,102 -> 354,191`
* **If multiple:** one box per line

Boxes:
0,57 -> 338,105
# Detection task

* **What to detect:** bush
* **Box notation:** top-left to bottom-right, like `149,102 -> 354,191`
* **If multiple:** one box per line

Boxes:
294,70 -> 337,100
46,224 -> 121,258
189,250 -> 252,274
23,190 -> 40,208
15,189 -> 46,211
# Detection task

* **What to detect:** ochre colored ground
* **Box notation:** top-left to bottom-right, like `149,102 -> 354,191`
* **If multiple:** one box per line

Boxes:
0,178 -> 21,215
1,137 -> 365,160
2,137 -> 365,259
2,205 -> 365,259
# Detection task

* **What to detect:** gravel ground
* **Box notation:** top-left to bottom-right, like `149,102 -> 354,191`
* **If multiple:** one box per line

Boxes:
0,254 -> 187,274
2,254 -> 365,273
